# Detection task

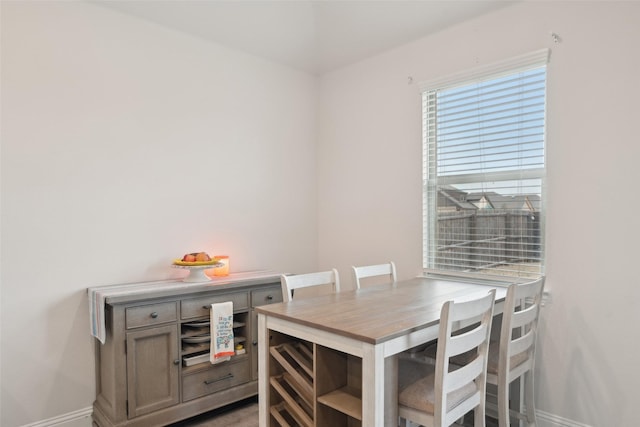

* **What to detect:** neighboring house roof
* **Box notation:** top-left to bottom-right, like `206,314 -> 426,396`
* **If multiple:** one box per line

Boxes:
459,191 -> 541,211
438,189 -> 478,210
524,194 -> 541,211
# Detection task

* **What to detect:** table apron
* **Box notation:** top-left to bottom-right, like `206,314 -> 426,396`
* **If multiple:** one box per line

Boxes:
382,325 -> 439,357
264,315 -> 367,357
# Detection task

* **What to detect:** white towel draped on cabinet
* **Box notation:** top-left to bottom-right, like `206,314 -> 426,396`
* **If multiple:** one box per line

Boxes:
210,301 -> 234,364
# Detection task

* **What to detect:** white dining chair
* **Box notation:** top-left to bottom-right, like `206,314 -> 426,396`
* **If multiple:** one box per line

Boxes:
486,276 -> 545,427
280,269 -> 341,302
398,289 -> 496,427
351,261 -> 397,289
420,277 -> 546,426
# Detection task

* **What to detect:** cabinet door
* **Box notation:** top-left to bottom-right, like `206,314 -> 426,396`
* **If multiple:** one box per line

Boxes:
251,286 -> 283,380
126,324 -> 180,418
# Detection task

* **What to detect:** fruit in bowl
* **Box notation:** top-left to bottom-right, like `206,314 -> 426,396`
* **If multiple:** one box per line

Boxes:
195,252 -> 211,262
182,254 -> 197,262
182,252 -> 211,262
174,252 -> 217,266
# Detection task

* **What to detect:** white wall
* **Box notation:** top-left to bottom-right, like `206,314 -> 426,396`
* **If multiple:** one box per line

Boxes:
318,1 -> 640,426
0,2 -> 318,426
4,1 -> 640,426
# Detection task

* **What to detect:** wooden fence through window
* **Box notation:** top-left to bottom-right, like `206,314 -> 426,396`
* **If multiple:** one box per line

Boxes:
436,210 -> 540,273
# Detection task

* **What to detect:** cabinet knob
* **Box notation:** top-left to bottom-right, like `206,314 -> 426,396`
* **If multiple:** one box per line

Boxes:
202,305 -> 210,309
253,341 -> 258,346
266,295 -> 273,300
150,312 -> 159,318
174,359 -> 180,365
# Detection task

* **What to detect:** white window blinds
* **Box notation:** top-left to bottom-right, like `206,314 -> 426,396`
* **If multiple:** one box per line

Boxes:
422,50 -> 548,279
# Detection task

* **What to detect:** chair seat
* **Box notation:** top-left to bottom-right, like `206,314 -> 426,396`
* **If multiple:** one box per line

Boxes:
422,341 -> 529,375
398,359 -> 478,415
487,343 -> 529,375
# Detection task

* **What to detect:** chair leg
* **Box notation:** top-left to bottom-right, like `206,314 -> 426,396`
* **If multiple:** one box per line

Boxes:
524,370 -> 537,427
474,406 -> 486,427
399,417 -> 412,427
497,376 -> 510,427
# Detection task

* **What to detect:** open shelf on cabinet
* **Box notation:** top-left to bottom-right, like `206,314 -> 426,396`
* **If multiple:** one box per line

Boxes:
181,311 -> 250,373
314,345 -> 362,426
317,387 -> 362,421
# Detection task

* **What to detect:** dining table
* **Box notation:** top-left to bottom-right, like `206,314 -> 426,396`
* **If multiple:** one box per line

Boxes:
256,275 -> 509,427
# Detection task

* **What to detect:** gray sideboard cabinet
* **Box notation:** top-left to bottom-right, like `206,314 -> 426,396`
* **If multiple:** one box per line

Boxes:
91,274 -> 283,427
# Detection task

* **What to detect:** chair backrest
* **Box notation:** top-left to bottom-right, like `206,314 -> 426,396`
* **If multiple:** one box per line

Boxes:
498,276 -> 546,381
280,269 -> 341,302
351,261 -> 397,289
434,289 -> 496,427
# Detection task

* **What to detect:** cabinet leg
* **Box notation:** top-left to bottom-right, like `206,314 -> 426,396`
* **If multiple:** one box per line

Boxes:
257,313 -> 269,427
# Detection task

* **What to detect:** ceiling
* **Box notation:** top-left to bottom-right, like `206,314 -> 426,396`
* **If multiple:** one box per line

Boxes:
93,0 -> 517,75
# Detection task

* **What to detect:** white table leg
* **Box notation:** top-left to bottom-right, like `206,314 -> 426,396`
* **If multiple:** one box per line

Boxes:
385,354 -> 398,426
362,343 -> 385,427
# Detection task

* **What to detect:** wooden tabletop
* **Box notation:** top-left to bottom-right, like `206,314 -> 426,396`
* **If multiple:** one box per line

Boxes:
256,276 -> 508,344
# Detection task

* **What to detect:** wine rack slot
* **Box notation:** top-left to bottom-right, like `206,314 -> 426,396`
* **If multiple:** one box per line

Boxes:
270,375 -> 313,426
267,333 -> 363,426
269,343 -> 313,398
270,402 -> 298,427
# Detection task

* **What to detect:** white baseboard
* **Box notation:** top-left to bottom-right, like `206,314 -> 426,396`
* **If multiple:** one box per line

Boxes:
21,407 -> 93,427
536,409 -> 593,427
20,406 -> 589,427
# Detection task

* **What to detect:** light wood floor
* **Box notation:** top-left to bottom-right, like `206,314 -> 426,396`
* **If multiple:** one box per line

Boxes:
168,397 -> 258,427
167,396 -> 500,427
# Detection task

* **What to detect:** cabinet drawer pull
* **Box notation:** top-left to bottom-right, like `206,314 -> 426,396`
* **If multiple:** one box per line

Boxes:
202,305 -> 210,310
266,295 -> 273,300
204,373 -> 233,385
150,312 -> 159,318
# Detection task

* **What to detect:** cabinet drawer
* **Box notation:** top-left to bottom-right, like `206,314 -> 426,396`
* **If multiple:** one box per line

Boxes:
125,302 -> 177,329
251,286 -> 283,307
181,292 -> 249,319
182,360 -> 251,401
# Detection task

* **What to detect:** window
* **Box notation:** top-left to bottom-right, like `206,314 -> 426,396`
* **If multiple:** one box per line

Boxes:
422,50 -> 549,279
